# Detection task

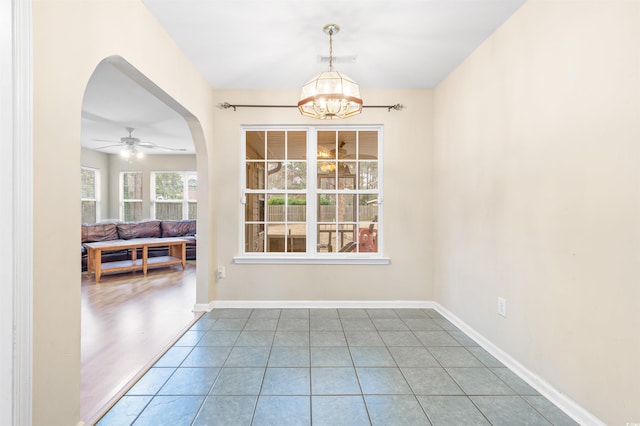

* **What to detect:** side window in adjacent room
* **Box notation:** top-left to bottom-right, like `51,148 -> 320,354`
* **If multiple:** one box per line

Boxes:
81,167 -> 100,223
152,171 -> 198,220
121,171 -> 143,222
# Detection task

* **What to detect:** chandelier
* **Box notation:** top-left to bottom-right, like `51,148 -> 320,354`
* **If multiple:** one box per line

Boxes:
298,24 -> 363,120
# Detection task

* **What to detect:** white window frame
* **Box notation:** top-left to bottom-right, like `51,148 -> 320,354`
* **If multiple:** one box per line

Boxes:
81,166 -> 100,223
120,171 -> 144,222
236,125 -> 389,265
151,171 -> 197,220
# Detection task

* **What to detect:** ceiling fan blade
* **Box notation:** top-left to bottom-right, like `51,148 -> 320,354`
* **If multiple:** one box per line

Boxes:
94,144 -> 122,150
139,142 -> 187,152
91,138 -> 119,143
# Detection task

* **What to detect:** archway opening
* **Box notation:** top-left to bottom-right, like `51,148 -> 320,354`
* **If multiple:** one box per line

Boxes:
79,55 -> 210,423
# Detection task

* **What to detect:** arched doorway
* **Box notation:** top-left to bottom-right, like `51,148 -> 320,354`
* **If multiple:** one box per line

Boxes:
80,56 -> 210,423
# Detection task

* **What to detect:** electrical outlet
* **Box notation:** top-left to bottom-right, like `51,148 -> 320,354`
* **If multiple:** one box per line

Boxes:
217,266 -> 226,279
498,297 -> 507,317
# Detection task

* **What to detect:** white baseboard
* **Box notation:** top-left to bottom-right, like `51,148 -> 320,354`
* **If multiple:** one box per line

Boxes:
193,303 -> 214,312
208,300 -> 437,310
433,302 -> 604,426
196,299 -> 602,425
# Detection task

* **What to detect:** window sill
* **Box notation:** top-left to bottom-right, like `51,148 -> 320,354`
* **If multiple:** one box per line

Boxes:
233,255 -> 391,265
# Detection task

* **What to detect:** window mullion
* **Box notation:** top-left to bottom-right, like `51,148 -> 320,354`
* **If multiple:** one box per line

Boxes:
307,129 -> 317,254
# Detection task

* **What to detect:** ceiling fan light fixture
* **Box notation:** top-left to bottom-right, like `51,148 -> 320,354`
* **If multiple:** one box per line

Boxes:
298,24 -> 363,120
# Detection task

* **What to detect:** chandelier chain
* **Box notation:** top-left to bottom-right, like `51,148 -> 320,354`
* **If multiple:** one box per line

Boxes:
328,27 -> 334,71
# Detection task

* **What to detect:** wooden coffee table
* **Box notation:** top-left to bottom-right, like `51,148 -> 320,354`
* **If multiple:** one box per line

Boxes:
84,237 -> 187,282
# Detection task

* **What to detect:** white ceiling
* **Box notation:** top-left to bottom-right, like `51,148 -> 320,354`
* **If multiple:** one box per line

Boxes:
81,0 -> 527,155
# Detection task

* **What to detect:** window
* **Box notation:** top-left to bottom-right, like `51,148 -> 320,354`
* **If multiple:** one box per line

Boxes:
81,167 -> 100,223
152,171 -> 197,220
121,171 -> 143,222
241,127 -> 382,261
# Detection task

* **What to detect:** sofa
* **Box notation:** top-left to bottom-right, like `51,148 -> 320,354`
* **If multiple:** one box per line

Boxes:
81,219 -> 196,271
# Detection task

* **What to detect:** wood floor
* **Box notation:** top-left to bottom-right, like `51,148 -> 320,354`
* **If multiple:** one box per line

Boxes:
81,261 -> 201,424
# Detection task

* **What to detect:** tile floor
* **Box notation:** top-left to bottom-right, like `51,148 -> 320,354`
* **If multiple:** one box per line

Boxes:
96,308 -> 578,426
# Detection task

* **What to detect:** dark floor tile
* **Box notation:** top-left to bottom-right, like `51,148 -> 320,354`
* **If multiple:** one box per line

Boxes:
197,330 -> 240,346
126,368 -> 175,396
274,331 -> 310,347
310,331 -> 347,347
309,309 -> 339,319
523,395 -> 580,425
268,347 -> 310,367
401,367 -> 464,395
447,330 -> 479,346
181,346 -> 231,368
153,346 -> 193,367
356,367 -> 412,394
189,317 -> 216,331
96,395 -> 152,426
310,347 -> 353,367
158,367 -> 219,395
389,346 -> 440,367
423,309 -> 445,320
261,367 -> 311,395
312,395 -> 370,426
224,346 -> 270,367
252,395 -> 311,426
379,330 -> 422,346
174,330 -> 206,346
446,367 -> 514,395
311,367 -> 361,395
471,395 -> 552,425
337,308 -> 369,319
466,346 -> 504,367
192,395 -> 257,426
249,309 -> 281,319
234,330 -> 275,346
372,318 -> 409,331
394,309 -> 429,319
132,395 -> 204,426
344,331 -> 385,346
310,318 -> 343,331
365,395 -> 432,426
280,308 -> 310,319
210,318 -> 248,331
434,318 -> 458,331
341,318 -> 376,331
428,346 -> 484,367
366,309 -> 400,319
277,318 -> 310,331
219,308 -> 253,319
350,346 -> 396,367
244,318 -> 278,331
491,367 -> 539,395
414,331 -> 461,347
403,318 -> 443,331
418,395 -> 489,425
209,367 -> 265,395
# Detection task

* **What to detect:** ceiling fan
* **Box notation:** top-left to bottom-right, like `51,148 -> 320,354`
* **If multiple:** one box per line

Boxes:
92,127 -> 187,158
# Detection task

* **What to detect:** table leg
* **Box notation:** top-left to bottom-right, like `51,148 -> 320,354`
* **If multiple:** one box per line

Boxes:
94,248 -> 102,283
142,245 -> 148,275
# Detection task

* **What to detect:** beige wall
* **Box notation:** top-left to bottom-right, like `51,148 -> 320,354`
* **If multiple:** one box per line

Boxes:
433,1 -> 640,424
107,153 -> 197,220
212,89 -> 434,302
33,0 -> 215,424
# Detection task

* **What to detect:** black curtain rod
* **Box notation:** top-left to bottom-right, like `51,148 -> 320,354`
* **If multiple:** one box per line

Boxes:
218,102 -> 403,112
